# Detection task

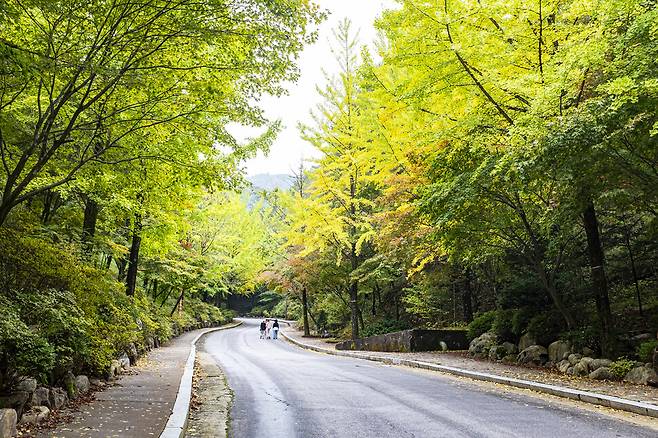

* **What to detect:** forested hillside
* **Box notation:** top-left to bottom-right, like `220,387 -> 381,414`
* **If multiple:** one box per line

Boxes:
0,0 -> 320,393
266,0 -> 658,363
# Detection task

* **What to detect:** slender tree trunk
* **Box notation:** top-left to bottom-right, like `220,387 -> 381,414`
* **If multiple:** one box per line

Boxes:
462,270 -> 474,323
125,214 -> 142,296
171,290 -> 184,316
349,279 -> 360,339
81,198 -> 99,251
624,232 -> 643,317
301,287 -> 310,336
583,200 -> 613,357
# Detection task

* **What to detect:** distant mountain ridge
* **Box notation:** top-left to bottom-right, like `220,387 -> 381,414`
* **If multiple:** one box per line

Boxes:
247,173 -> 294,192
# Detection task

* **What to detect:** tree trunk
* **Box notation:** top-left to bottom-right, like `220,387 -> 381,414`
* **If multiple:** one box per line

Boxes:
301,287 -> 310,336
624,232 -> 643,317
171,290 -> 184,316
125,214 -> 142,296
583,200 -> 613,357
81,198 -> 99,253
349,279 -> 360,339
462,270 -> 474,323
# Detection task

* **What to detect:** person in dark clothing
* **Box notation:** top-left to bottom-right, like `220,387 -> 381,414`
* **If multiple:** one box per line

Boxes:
259,320 -> 266,339
272,319 -> 280,340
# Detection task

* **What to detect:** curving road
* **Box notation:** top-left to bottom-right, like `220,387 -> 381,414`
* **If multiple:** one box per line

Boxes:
201,319 -> 656,438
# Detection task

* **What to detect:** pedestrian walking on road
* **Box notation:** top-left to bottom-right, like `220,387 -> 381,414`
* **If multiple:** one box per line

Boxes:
259,320 -> 266,339
266,318 -> 272,339
272,319 -> 280,340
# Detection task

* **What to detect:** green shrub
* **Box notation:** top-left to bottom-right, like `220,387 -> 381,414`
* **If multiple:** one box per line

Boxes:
526,311 -> 564,346
636,340 -> 658,363
361,319 -> 411,338
492,309 -> 516,342
510,308 -> 533,338
467,311 -> 497,340
609,357 -> 635,379
0,301 -> 55,391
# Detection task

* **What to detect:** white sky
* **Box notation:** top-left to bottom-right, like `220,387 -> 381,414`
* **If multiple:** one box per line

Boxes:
240,0 -> 398,176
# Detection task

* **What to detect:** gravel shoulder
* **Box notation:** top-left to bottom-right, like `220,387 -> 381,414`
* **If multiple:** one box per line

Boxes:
185,348 -> 232,438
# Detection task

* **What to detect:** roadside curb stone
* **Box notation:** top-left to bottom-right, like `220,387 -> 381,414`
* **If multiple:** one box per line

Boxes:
280,330 -> 658,419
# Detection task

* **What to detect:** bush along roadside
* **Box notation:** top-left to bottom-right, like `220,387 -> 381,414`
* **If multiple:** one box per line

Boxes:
0,229 -> 234,432
466,310 -> 658,388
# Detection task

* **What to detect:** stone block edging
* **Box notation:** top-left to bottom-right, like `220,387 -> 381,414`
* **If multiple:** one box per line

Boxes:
159,321 -> 243,438
280,330 -> 658,419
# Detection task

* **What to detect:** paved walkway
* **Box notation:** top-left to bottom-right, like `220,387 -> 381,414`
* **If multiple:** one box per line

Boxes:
283,329 -> 658,406
40,329 -> 211,438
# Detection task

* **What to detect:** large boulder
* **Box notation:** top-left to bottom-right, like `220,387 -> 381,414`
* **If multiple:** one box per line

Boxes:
29,387 -> 51,409
589,367 -> 616,381
126,343 -> 138,365
624,366 -> 658,386
517,345 -> 548,365
579,357 -> 594,372
567,353 -> 582,366
118,353 -> 131,370
63,372 -> 78,399
548,341 -> 572,362
75,376 -> 90,395
469,332 -> 498,358
19,406 -> 49,426
589,358 -> 612,372
108,360 -> 122,380
15,378 -> 37,394
0,392 -> 30,419
48,388 -> 68,410
572,360 -> 589,377
0,409 -> 17,438
557,359 -> 571,374
518,333 -> 536,351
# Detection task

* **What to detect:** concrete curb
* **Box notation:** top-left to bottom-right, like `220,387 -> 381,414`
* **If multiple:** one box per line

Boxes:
280,330 -> 658,419
159,321 -> 243,438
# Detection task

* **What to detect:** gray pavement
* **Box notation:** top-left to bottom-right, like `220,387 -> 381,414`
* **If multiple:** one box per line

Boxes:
203,319 -> 658,438
43,329 -> 205,438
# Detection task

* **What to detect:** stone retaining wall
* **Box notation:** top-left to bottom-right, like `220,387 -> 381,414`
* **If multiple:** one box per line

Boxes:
336,329 -> 468,352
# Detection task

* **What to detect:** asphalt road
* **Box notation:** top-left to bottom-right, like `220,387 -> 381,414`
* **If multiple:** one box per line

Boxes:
201,319 -> 657,438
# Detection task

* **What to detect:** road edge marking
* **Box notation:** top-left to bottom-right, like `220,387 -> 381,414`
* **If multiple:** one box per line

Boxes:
159,321 -> 243,438
280,330 -> 658,419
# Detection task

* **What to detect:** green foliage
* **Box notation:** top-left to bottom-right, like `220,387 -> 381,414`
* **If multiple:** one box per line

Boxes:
492,309 -> 517,342
609,358 -> 635,379
636,340 -> 658,363
467,311 -> 497,341
527,312 -> 565,346
361,319 -> 411,338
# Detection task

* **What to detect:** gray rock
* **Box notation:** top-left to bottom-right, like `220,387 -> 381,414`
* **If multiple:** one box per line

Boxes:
468,332 -> 498,358
624,366 -> 658,385
488,345 -> 509,361
573,360 -> 589,376
589,367 -> 616,381
48,388 -> 68,410
501,342 -> 517,355
75,375 -> 90,394
0,392 -> 30,418
147,337 -> 155,351
118,353 -> 131,369
29,387 -> 50,409
0,409 -> 17,438
589,358 -> 612,371
548,340 -> 571,362
108,360 -> 122,379
438,341 -> 448,352
631,333 -> 653,342
518,333 -> 536,351
582,346 -> 595,357
557,359 -> 571,373
63,372 -> 77,399
567,353 -> 582,366
579,357 -> 594,372
501,354 -> 517,365
126,343 -> 138,365
566,366 -> 574,375
16,378 -> 37,393
19,406 -> 49,426
517,345 -> 548,365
